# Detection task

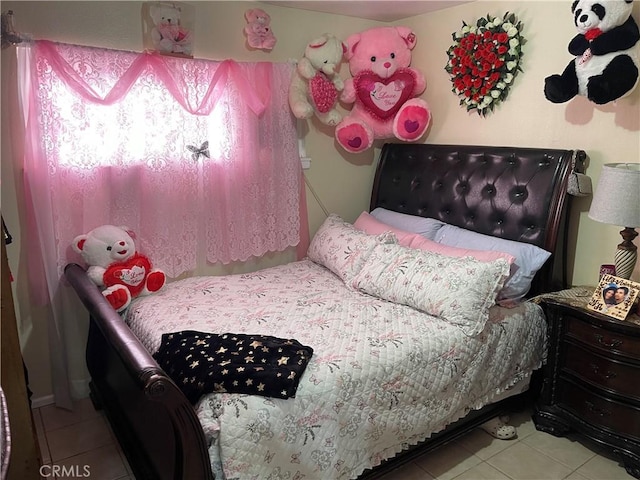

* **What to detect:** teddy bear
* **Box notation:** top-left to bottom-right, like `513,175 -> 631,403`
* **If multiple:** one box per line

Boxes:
149,2 -> 193,56
544,0 -> 639,105
288,34 -> 346,127
335,26 -> 432,154
244,8 -> 277,51
72,225 -> 166,312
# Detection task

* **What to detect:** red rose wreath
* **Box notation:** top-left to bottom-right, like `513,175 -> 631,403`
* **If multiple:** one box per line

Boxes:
445,13 -> 526,116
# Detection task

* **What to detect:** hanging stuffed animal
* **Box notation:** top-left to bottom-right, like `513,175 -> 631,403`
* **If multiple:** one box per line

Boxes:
72,225 -> 166,312
149,2 -> 193,56
335,26 -> 431,154
288,34 -> 346,126
244,8 -> 277,51
544,0 -> 639,104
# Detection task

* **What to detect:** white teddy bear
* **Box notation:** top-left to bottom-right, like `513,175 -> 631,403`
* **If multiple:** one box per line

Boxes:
288,34 -> 346,126
72,225 -> 166,312
149,3 -> 193,56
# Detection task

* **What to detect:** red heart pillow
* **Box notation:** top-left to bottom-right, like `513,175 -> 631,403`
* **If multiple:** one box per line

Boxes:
103,253 -> 151,297
354,68 -> 416,120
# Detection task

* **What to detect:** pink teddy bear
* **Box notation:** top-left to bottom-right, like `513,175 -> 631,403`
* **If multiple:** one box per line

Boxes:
335,26 -> 432,154
244,8 -> 277,51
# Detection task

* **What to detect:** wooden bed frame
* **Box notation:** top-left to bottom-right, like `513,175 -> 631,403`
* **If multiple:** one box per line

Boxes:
65,143 -> 586,480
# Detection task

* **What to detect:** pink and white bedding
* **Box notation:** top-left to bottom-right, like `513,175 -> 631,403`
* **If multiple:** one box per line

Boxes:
124,258 -> 547,480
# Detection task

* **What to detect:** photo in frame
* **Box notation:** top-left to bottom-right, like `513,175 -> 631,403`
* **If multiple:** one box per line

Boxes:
141,1 -> 194,58
587,274 -> 640,321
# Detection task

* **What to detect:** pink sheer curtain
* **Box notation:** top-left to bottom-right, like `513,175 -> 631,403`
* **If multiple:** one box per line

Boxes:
17,41 -> 308,407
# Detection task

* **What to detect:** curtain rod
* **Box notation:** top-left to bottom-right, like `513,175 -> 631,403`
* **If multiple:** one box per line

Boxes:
1,10 -> 26,49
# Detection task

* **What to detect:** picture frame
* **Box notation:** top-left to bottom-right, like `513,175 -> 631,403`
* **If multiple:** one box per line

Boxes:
587,274 -> 640,321
141,1 -> 194,58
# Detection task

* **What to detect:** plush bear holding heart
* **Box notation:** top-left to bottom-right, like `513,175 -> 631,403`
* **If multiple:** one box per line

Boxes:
73,225 -> 166,312
336,26 -> 432,153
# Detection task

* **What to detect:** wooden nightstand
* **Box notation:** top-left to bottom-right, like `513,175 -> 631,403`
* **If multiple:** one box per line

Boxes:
533,290 -> 640,478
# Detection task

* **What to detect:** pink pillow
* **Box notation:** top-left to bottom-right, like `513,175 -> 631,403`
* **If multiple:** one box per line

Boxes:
354,211 -> 416,247
354,211 -> 515,265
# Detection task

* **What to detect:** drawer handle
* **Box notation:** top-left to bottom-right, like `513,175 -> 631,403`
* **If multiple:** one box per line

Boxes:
594,334 -> 622,348
589,363 -> 617,379
585,400 -> 610,417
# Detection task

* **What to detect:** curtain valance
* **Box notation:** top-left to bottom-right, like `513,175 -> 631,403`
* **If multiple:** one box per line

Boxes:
37,40 -> 271,115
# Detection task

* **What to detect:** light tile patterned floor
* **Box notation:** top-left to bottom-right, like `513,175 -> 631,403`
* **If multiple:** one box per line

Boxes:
33,397 -> 635,480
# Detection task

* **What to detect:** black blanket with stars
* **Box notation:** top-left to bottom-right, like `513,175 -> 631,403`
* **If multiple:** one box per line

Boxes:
153,331 -> 314,404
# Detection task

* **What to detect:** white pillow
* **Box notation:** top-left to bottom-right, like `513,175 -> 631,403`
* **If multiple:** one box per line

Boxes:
370,208 -> 445,240
307,214 -> 396,283
351,243 -> 510,336
434,224 -> 551,301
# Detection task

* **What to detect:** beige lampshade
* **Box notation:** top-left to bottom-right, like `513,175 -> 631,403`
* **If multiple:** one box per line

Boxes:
588,163 -> 640,228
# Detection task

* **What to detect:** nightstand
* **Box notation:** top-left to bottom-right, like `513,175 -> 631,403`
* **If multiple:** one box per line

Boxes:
533,290 -> 640,478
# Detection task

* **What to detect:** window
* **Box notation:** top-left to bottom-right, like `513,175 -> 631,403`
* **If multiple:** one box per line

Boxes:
22,41 -> 306,279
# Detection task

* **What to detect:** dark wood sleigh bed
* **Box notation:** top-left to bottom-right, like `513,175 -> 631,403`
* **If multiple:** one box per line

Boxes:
64,143 -> 586,480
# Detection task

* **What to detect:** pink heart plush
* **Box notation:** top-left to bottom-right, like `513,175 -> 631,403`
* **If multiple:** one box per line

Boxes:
354,68 -> 416,120
309,73 -> 338,113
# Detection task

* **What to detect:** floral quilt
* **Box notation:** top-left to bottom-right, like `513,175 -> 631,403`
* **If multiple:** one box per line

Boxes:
125,259 -> 547,480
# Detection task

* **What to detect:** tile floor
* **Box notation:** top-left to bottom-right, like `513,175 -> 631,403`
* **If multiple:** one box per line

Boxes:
33,397 -> 635,480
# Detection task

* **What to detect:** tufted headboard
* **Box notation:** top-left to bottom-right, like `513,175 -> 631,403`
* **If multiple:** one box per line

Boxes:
370,143 -> 587,297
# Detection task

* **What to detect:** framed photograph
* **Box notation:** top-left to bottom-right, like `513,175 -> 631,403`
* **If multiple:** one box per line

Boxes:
587,274 -> 640,321
141,2 -> 194,58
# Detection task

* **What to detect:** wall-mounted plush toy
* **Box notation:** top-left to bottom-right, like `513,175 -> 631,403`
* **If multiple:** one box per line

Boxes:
72,225 -> 166,312
244,8 -> 277,51
288,34 -> 346,127
149,2 -> 193,56
335,26 -> 431,154
544,0 -> 639,104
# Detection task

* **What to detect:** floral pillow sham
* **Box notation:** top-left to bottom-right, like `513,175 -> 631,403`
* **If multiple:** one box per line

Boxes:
351,243 -> 511,336
307,214 -> 396,283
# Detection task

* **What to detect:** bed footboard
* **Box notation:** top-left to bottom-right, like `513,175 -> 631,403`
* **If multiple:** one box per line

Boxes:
64,263 -> 214,480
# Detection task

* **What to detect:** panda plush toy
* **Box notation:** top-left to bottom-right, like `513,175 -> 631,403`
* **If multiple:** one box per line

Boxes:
545,0 -> 639,104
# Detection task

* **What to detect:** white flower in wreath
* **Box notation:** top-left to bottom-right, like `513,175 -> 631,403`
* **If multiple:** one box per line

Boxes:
509,38 -> 520,48
491,90 -> 501,98
507,27 -> 519,37
504,73 -> 514,84
507,61 -> 518,71
497,81 -> 506,90
502,22 -> 513,31
493,17 -> 503,26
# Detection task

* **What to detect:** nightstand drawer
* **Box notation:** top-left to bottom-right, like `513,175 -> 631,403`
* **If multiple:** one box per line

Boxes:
563,342 -> 640,400
558,378 -> 640,441
566,316 -> 640,361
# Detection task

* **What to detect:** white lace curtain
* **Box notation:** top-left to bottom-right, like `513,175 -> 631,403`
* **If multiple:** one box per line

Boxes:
17,41 -> 308,407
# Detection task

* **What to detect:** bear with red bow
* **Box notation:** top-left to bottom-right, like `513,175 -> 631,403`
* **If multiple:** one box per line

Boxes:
73,225 -> 166,312
544,0 -> 639,105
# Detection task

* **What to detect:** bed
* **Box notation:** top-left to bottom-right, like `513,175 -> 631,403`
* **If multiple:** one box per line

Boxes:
64,143 -> 586,480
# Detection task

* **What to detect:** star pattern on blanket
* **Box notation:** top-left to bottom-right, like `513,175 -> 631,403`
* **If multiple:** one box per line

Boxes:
153,331 -> 314,404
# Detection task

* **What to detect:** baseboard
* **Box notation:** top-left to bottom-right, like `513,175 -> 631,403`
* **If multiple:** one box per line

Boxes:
31,394 -> 55,409
30,379 -> 90,409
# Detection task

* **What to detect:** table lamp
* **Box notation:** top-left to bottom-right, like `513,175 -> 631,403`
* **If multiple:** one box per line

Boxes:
588,163 -> 640,279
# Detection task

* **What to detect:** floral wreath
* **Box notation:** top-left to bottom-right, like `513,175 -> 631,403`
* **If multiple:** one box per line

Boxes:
445,13 -> 526,116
